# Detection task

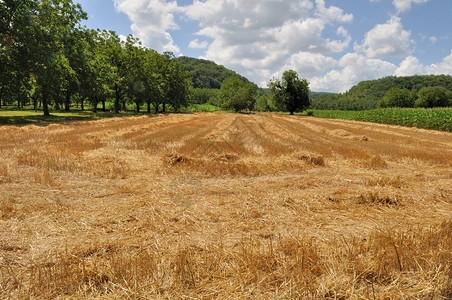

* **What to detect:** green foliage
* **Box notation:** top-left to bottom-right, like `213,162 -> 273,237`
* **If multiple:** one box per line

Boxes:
219,77 -> 256,112
268,70 -> 310,115
378,87 -> 416,108
307,108 -> 452,132
182,104 -> 222,113
192,88 -> 221,105
312,75 -> 452,111
254,89 -> 276,112
176,56 -> 251,89
0,1 -> 192,116
415,86 -> 451,108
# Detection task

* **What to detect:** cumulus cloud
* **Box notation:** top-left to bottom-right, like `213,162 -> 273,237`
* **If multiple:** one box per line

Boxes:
188,39 -> 208,49
274,52 -> 337,79
311,53 -> 396,92
315,0 -> 353,23
427,50 -> 452,75
184,0 -> 353,86
394,55 -> 425,76
109,0 -> 445,93
113,0 -> 180,53
393,0 -> 431,13
357,16 -> 412,58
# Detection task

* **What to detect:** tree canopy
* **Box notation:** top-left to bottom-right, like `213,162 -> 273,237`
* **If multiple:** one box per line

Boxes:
176,56 -> 251,89
0,0 -> 192,115
311,75 -> 452,110
268,70 -> 310,115
219,77 -> 256,112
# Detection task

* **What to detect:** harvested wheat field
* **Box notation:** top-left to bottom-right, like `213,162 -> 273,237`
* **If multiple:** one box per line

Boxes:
0,112 -> 451,299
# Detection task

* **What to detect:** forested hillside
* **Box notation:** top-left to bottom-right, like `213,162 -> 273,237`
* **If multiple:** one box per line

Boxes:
176,56 -> 251,89
311,75 -> 452,110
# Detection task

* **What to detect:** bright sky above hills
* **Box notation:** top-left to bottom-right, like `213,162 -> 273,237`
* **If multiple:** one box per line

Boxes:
76,0 -> 452,92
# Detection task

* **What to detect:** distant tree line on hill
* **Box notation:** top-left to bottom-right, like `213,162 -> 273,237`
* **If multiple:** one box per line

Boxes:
311,75 -> 452,110
176,56 -> 251,89
0,0 -> 191,115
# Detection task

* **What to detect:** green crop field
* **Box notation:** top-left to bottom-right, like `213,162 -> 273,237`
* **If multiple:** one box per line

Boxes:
307,108 -> 452,132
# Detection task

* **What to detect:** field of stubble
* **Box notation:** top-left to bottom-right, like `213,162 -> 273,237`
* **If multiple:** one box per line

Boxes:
0,112 -> 451,299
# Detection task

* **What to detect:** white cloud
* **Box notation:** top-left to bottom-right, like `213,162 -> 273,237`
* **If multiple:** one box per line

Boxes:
183,0 -> 353,86
315,0 -> 353,23
426,50 -> 452,75
395,55 -> 425,76
188,39 -> 208,49
113,0 -> 180,53
392,0 -> 431,13
312,50 -> 452,92
274,52 -> 337,79
108,0 -> 445,93
358,16 -> 412,58
311,53 -> 396,92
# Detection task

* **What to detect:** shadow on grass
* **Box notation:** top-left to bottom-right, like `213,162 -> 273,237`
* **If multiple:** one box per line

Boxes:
0,110 -> 134,126
0,106 -> 226,126
0,114 -> 92,126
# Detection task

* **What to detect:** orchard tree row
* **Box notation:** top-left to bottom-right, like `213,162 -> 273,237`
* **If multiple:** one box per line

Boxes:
0,0 -> 191,115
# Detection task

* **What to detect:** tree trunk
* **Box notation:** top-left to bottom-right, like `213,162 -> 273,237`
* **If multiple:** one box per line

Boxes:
81,98 -> 84,111
122,100 -> 126,111
147,102 -> 151,113
42,93 -> 50,116
162,102 -> 166,113
136,101 -> 140,112
114,84 -> 120,113
101,100 -> 106,112
33,97 -> 37,111
64,90 -> 71,111
93,100 -> 98,113
0,85 -> 3,109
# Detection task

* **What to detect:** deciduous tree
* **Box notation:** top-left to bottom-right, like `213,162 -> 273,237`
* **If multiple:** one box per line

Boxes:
378,87 -> 416,108
415,86 -> 451,108
268,70 -> 310,115
219,77 -> 256,113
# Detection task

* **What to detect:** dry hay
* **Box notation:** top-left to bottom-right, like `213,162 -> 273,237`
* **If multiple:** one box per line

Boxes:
1,112 -> 451,299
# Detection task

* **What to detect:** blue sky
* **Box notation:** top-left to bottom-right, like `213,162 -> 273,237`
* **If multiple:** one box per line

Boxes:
76,0 -> 452,92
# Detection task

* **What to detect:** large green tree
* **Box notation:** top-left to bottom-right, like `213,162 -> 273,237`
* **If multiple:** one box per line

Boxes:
29,0 -> 87,116
0,0 -> 192,115
219,77 -> 256,113
268,70 -> 310,115
0,0 -> 38,108
80,30 -> 114,113
415,86 -> 451,108
165,58 -> 192,112
378,87 -> 416,108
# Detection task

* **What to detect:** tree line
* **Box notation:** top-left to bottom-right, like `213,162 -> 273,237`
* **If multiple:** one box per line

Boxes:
0,0 -> 191,115
191,70 -> 311,114
1,0 -> 312,116
311,75 -> 452,110
176,56 -> 251,89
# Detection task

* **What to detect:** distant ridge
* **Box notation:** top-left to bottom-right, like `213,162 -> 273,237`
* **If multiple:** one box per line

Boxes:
311,74 -> 452,110
176,56 -> 253,89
